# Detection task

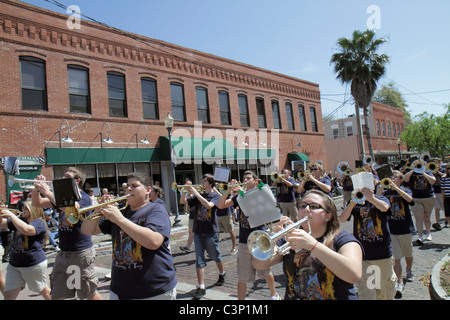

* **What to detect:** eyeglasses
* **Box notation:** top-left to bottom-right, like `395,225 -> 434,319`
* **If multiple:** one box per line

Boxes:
299,202 -> 328,212
310,168 -> 319,171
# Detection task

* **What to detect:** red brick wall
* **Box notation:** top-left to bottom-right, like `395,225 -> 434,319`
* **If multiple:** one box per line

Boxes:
0,0 -> 327,199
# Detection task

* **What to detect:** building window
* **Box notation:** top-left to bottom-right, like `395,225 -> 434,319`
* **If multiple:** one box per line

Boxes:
332,128 -> 339,139
286,102 -> 295,130
141,77 -> 158,119
68,65 -> 90,114
387,122 -> 392,137
382,121 -> 386,137
196,87 -> 210,123
272,100 -> 281,129
346,125 -> 353,136
107,71 -> 127,117
170,82 -> 186,121
218,90 -> 231,125
298,104 -> 307,131
393,122 -> 396,137
256,97 -> 266,128
310,106 -> 318,132
20,56 -> 47,110
238,94 -> 250,127
397,124 -> 401,137
377,121 -> 381,136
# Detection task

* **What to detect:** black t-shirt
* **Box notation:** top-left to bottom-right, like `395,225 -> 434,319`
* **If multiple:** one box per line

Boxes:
188,192 -> 221,234
276,177 -> 296,202
99,201 -> 177,299
407,172 -> 434,198
282,231 -> 362,300
384,187 -> 414,235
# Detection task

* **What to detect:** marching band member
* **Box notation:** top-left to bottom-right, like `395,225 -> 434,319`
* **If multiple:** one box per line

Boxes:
0,201 -> 51,300
267,190 -> 363,300
179,173 -> 225,300
297,162 -> 332,196
218,170 -> 280,300
81,172 -> 177,300
273,169 -> 298,222
32,167 -> 102,300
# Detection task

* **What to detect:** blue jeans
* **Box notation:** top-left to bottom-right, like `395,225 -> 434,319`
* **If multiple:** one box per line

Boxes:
194,233 -> 222,268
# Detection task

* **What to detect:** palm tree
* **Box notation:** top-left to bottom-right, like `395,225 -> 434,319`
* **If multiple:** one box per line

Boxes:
330,29 -> 389,161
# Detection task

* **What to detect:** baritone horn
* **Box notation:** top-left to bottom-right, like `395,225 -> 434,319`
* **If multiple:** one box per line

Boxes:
65,194 -> 130,224
352,189 -> 366,204
247,216 -> 310,261
411,160 -> 426,174
337,161 -> 351,175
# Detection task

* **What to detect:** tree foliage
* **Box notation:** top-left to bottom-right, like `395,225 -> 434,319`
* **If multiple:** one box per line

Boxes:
402,105 -> 450,158
373,82 -> 412,125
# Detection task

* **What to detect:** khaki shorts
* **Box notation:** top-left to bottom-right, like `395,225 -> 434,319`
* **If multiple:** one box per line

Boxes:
50,246 -> 99,300
411,197 -> 435,215
5,260 -> 49,293
237,243 -> 271,282
357,257 -> 397,300
391,234 -> 413,259
218,215 -> 233,233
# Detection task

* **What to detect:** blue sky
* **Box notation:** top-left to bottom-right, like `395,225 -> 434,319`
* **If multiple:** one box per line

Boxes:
20,0 -> 450,119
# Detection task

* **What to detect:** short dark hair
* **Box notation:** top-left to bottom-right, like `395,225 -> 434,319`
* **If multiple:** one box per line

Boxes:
66,167 -> 86,188
243,170 -> 258,180
202,173 -> 215,186
151,185 -> 164,198
127,172 -> 152,187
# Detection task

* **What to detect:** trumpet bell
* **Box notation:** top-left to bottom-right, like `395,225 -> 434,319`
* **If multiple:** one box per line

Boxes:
337,161 -> 350,175
65,206 -> 80,224
297,171 -> 309,180
426,162 -> 438,173
247,230 -> 274,261
380,178 -> 392,189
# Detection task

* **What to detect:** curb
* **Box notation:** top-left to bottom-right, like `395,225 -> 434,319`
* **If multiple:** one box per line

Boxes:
429,250 -> 450,300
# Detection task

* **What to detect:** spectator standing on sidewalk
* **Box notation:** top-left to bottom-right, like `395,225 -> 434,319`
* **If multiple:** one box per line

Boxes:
441,164 -> 450,228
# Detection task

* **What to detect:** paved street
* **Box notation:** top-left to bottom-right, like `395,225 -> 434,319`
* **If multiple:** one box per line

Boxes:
1,196 -> 449,300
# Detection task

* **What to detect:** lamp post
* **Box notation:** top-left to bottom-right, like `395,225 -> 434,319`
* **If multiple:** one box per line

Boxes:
59,119 -> 74,147
164,113 -> 181,226
100,122 -> 113,148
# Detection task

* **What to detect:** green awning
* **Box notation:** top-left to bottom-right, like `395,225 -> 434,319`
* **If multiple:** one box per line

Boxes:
287,152 -> 310,163
45,147 -> 160,165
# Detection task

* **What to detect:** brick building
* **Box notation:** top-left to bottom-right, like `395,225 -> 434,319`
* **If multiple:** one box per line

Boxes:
0,0 -> 326,211
324,101 -> 410,175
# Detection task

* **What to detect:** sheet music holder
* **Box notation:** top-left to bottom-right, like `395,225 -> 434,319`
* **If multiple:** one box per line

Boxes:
236,184 -> 282,228
52,178 -> 81,208
376,164 -> 394,180
214,167 -> 230,183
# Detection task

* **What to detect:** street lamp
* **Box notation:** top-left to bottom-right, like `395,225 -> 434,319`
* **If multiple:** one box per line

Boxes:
164,113 -> 181,226
100,122 -> 113,148
136,124 -> 150,148
397,138 -> 402,160
59,119 -> 74,147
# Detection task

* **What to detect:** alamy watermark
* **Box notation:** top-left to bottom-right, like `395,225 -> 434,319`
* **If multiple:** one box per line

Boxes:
366,5 -> 381,30
66,5 -> 81,30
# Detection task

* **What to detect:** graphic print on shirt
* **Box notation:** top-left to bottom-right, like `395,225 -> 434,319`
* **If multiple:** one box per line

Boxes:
285,250 -> 335,300
356,206 -> 383,241
389,195 -> 406,220
113,229 -> 143,270
197,205 -> 212,221
11,232 -> 29,253
413,175 -> 429,190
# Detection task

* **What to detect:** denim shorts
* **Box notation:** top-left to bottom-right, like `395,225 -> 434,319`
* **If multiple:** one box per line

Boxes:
194,233 -> 222,268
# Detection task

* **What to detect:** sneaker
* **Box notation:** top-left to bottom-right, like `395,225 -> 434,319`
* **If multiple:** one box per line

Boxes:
406,269 -> 414,282
230,248 -> 238,255
270,293 -> 281,300
415,237 -> 423,245
395,283 -> 404,299
432,223 -> 442,231
179,246 -> 190,253
215,272 -> 226,286
425,233 -> 432,241
445,221 -> 449,228
192,287 -> 206,300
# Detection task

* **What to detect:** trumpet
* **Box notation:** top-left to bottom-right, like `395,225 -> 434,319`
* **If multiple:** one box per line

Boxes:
297,170 -> 310,180
411,159 -> 426,174
247,216 -> 310,261
218,182 -> 246,194
65,194 -> 130,224
8,176 -> 52,189
352,189 -> 366,204
270,172 -> 285,182
380,178 -> 392,189
0,207 -> 22,216
171,182 -> 203,193
426,162 -> 438,173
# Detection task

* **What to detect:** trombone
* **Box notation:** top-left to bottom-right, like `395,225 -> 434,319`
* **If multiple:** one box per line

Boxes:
218,182 -> 246,194
65,194 -> 130,224
247,216 -> 310,261
8,176 -> 52,189
171,182 -> 203,193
